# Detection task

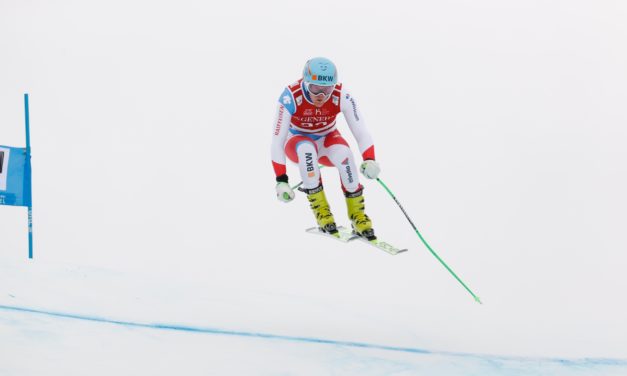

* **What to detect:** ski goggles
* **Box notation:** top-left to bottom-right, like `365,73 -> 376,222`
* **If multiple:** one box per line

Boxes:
306,83 -> 334,97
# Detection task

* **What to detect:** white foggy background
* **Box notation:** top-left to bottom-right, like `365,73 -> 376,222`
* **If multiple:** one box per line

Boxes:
1,0 -> 627,369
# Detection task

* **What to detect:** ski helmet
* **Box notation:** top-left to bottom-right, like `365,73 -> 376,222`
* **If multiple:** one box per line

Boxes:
303,57 -> 338,86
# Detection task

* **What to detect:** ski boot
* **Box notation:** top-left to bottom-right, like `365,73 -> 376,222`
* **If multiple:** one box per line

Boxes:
345,187 -> 376,241
304,185 -> 338,235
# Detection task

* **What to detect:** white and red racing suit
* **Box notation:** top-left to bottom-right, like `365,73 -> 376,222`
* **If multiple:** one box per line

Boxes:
270,79 -> 375,192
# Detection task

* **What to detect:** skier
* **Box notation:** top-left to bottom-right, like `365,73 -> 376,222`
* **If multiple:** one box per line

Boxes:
271,57 -> 381,240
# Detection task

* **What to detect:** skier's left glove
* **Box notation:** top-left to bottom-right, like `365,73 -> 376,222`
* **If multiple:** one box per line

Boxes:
360,160 -> 380,179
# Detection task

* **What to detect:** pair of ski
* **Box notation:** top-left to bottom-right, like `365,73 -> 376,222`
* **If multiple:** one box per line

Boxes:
305,226 -> 407,255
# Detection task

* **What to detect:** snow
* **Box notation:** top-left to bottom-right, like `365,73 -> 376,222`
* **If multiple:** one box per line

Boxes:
2,0 -> 627,374
2,260 -> 626,375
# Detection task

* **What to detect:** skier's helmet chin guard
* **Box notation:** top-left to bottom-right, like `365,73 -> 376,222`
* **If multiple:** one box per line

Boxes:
303,57 -> 337,97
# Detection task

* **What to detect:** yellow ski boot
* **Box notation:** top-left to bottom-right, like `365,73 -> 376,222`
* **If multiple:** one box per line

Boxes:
305,185 -> 338,235
345,187 -> 376,240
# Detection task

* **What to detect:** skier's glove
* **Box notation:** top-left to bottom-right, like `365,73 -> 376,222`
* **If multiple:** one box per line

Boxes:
276,182 -> 295,203
360,160 -> 380,179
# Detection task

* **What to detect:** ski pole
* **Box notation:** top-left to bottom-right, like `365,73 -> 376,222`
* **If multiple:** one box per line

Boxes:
291,180 -> 305,191
376,177 -> 482,304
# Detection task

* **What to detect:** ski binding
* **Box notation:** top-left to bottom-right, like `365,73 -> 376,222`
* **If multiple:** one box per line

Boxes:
306,226 -> 407,255
305,226 -> 358,243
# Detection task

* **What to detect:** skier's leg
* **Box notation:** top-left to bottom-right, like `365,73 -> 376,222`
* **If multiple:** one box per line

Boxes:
285,135 -> 337,234
344,186 -> 375,240
302,184 -> 338,234
320,132 -> 376,240
285,135 -> 321,189
324,144 -> 361,193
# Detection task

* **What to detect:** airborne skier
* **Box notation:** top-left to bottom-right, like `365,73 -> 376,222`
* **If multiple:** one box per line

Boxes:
271,57 -> 381,240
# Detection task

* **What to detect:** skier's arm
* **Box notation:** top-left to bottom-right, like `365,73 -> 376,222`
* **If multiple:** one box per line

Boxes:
272,88 -> 297,203
340,90 -> 375,161
271,86 -> 297,184
271,103 -> 291,182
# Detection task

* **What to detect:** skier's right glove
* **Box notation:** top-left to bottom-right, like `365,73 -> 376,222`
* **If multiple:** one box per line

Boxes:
275,175 -> 295,203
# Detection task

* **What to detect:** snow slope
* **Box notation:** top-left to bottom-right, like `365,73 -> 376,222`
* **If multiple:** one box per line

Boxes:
2,260 -> 626,375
